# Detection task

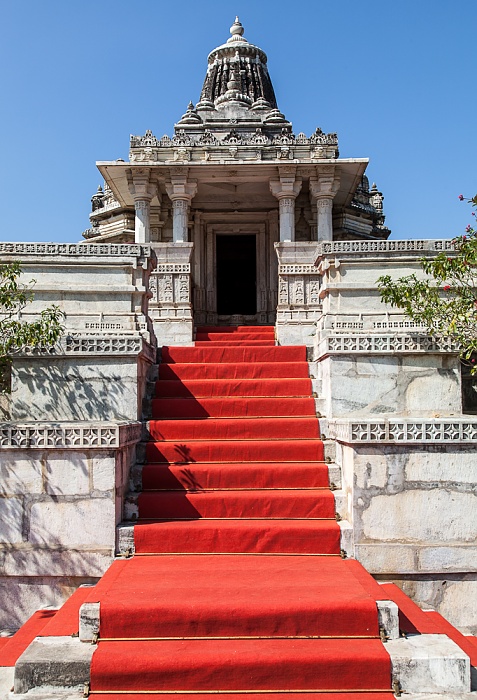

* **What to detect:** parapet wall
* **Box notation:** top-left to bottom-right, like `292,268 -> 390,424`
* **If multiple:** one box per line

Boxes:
0,421 -> 141,630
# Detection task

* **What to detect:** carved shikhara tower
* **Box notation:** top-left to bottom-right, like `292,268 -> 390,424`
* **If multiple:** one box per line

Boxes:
84,18 -> 389,336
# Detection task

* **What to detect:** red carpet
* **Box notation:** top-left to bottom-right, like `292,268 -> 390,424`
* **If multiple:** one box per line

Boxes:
8,325 -> 468,699
88,327 -> 393,695
0,610 -> 56,667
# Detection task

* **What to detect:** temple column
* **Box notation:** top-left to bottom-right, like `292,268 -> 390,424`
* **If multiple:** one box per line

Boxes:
309,166 -> 340,242
165,170 -> 198,243
128,169 -> 159,244
134,199 -> 151,243
270,168 -> 302,242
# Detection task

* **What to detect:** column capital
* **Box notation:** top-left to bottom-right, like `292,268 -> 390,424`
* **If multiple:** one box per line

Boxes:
128,169 -> 159,203
269,176 -> 302,201
165,178 -> 198,204
309,167 -> 340,202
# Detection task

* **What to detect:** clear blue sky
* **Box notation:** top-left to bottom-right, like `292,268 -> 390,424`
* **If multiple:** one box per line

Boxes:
1,0 -> 475,242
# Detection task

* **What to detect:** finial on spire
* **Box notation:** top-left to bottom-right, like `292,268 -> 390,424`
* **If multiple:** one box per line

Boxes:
227,16 -> 246,43
230,16 -> 244,36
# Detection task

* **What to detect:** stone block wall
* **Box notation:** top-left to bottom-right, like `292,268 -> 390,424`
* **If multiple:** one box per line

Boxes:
324,418 -> 477,635
0,422 -> 141,631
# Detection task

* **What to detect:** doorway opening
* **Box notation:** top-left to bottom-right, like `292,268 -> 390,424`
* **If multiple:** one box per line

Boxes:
216,234 -> 257,316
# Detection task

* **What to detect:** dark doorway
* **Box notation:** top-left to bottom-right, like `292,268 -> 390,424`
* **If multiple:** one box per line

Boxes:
216,234 -> 256,315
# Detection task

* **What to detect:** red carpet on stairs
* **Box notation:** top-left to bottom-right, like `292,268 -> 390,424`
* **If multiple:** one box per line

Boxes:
88,326 -> 395,697
0,610 -> 57,667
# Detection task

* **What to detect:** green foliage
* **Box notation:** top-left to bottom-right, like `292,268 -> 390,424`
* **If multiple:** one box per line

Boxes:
0,262 -> 64,386
378,196 -> 477,372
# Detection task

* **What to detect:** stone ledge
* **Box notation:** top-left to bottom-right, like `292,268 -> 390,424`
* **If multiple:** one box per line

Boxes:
16,335 -> 155,362
317,238 -> 455,258
386,634 -> 471,694
316,334 -> 459,357
0,421 -> 142,450
0,242 -> 153,268
322,418 -> 477,444
13,636 -> 94,694
355,544 -> 477,575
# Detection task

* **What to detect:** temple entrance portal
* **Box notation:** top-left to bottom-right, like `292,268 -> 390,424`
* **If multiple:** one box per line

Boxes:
216,234 -> 256,316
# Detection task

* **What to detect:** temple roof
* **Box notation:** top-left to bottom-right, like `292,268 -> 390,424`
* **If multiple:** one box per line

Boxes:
196,17 -> 278,113
172,18 -> 293,136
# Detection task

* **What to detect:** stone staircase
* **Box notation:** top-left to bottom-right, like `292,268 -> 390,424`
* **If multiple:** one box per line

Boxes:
1,327 -> 476,698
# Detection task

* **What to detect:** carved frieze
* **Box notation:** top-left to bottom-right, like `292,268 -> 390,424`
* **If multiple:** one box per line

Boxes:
319,240 -> 455,256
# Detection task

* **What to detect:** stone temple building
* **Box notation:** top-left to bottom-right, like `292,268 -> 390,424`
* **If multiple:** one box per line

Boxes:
0,17 -> 476,699
83,16 -> 389,339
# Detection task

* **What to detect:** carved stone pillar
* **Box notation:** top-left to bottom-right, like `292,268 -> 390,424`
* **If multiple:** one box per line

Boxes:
310,167 -> 340,242
171,199 -> 190,242
270,169 -> 302,242
148,242 -> 194,346
128,169 -> 159,244
316,197 -> 333,242
274,241 -> 322,346
134,200 -> 151,244
165,169 -> 198,243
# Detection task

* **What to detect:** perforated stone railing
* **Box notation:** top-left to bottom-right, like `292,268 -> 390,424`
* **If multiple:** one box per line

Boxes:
323,418 -> 477,443
317,334 -> 459,356
0,421 -> 142,449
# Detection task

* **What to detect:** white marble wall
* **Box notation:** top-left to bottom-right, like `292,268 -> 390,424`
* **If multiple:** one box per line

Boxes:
324,420 -> 477,635
0,422 -> 140,630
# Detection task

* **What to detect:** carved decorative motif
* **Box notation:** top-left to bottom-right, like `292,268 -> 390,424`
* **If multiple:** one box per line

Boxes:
172,130 -> 192,146
156,264 -> 191,274
322,335 -> 459,354
320,240 -> 455,255
0,422 -> 142,449
326,419 -> 477,444
279,264 -> 316,274
0,242 -> 151,258
129,128 -> 338,151
130,130 -> 160,148
223,129 -> 243,145
197,131 -> 219,145
16,336 -> 152,358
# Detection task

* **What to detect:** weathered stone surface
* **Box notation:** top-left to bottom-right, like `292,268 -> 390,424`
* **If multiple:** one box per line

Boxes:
14,636 -> 94,693
0,457 -> 43,495
0,498 -> 24,544
362,491 -> 477,544
321,355 -> 461,418
2,549 -> 112,577
29,499 -> 115,547
355,544 -> 416,572
439,580 -> 477,635
386,634 -> 470,694
11,358 -> 148,422
377,599 -> 399,640
0,667 -> 14,696
91,456 -> 115,492
44,454 -> 90,496
0,577 -> 97,631
79,602 -> 100,642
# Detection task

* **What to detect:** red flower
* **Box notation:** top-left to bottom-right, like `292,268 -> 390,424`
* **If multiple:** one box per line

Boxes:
466,225 -> 472,232
443,285 -> 451,291
459,194 -> 464,200
472,359 -> 476,364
